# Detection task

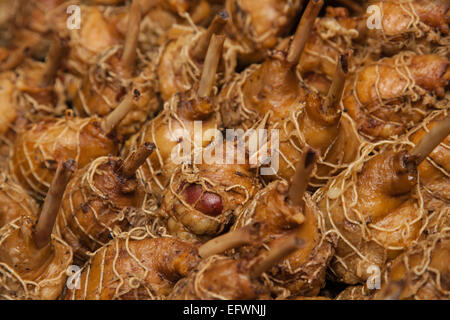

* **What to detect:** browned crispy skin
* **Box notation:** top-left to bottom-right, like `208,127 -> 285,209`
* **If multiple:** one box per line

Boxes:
316,147 -> 425,284
234,181 -> 335,296
0,216 -> 73,300
344,53 -> 449,140
169,256 -> 269,299
10,117 -> 119,199
162,145 -> 260,242
57,157 -> 145,261
65,237 -> 199,300
124,88 -> 220,200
